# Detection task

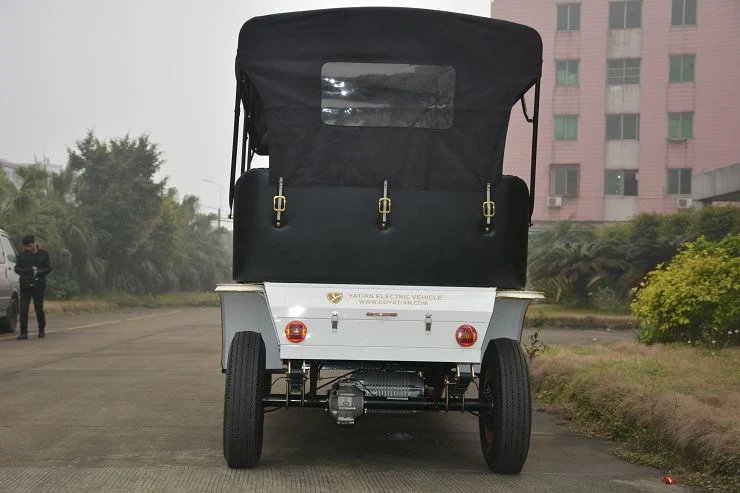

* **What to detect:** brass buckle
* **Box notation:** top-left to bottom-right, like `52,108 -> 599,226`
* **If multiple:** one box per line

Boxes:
482,182 -> 495,233
482,200 -> 495,218
378,180 -> 391,229
378,197 -> 392,215
273,195 -> 286,212
274,177 -> 286,227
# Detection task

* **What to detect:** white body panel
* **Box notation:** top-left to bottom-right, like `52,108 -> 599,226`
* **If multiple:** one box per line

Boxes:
266,283 -> 494,364
217,283 -> 543,370
218,284 -> 282,370
264,283 -> 496,322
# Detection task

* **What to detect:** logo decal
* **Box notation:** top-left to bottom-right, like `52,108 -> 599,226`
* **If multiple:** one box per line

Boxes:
327,292 -> 343,304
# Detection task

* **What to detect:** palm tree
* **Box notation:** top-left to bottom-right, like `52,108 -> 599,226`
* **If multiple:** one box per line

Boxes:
1,164 -> 106,296
529,238 -> 628,307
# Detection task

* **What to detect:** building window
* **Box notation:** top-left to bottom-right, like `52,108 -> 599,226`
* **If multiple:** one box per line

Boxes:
557,3 -> 581,32
669,55 -> 695,82
668,112 -> 694,140
605,170 -> 638,196
672,0 -> 697,26
554,115 -> 579,141
607,58 -> 641,85
556,60 -> 580,86
551,165 -> 580,197
606,114 -> 640,140
609,1 -> 642,29
667,168 -> 692,194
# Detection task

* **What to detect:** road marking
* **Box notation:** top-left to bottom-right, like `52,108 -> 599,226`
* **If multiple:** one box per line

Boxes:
0,310 -> 183,341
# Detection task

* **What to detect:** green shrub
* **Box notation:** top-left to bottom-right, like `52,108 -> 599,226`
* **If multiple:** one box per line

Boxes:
45,278 -> 81,301
631,235 -> 740,345
689,206 -> 740,242
590,287 -> 629,313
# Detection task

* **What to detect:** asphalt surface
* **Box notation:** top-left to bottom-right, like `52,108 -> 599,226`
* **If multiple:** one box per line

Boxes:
0,308 -> 696,492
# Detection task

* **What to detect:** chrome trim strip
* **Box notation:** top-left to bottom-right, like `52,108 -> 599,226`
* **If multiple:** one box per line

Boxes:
495,290 -> 544,300
215,283 -> 265,293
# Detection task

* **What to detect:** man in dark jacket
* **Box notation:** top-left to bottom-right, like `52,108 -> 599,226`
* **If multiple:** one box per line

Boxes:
14,235 -> 52,340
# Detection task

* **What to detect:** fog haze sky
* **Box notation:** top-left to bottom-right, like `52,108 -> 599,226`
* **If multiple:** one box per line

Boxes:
0,0 -> 489,214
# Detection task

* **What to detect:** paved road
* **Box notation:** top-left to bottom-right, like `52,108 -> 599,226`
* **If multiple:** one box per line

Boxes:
0,308 -> 694,492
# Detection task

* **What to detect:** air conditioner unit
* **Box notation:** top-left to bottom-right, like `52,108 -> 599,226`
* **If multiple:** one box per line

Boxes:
677,198 -> 693,209
547,196 -> 562,208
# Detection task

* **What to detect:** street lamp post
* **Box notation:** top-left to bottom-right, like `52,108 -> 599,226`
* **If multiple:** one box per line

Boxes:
202,179 -> 225,228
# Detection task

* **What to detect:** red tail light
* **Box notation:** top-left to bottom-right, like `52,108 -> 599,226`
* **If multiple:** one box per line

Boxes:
285,321 -> 307,343
455,324 -> 478,347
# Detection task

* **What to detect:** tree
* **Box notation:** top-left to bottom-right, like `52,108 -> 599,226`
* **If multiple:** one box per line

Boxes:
1,165 -> 58,243
688,206 -> 740,242
68,131 -> 166,291
0,167 -> 11,197
174,195 -> 231,291
4,131 -> 232,297
528,238 -> 627,307
528,209 -> 739,311
49,166 -> 106,293
0,163 -> 106,298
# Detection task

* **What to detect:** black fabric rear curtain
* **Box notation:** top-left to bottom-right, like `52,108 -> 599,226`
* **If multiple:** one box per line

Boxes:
528,79 -> 541,225
240,108 -> 249,176
228,76 -> 245,218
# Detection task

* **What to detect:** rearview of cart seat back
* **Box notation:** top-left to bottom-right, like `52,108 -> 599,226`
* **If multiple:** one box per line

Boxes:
220,8 -> 547,473
233,168 -> 529,288
228,8 -> 543,289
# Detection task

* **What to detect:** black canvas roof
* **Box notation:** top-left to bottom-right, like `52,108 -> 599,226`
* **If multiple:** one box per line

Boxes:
235,7 -> 542,191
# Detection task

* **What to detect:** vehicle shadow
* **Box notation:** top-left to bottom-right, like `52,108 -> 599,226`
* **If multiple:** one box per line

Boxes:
261,408 -> 488,471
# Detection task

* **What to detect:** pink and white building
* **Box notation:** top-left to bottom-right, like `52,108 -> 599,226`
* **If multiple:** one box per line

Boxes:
492,0 -> 740,224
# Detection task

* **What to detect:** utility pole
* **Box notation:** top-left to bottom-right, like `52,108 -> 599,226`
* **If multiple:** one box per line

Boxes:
202,179 -> 225,228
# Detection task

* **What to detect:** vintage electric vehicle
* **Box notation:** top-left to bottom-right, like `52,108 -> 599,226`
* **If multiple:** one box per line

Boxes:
217,7 -> 544,473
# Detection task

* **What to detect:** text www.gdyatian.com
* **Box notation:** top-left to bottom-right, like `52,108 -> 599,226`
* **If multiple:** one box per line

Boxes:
356,299 -> 430,306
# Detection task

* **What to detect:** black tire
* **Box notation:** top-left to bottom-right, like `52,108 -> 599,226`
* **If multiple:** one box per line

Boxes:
223,331 -> 266,468
478,337 -> 532,474
0,298 -> 18,333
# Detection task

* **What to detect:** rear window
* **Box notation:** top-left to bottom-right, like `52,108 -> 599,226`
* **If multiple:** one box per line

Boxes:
321,62 -> 456,129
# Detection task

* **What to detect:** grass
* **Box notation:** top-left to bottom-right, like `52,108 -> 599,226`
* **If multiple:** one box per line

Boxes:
530,342 -> 740,492
41,291 -> 219,316
524,302 -> 635,329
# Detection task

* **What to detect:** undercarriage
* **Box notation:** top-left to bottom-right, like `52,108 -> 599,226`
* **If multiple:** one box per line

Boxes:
222,329 -> 533,474
265,363 -> 481,425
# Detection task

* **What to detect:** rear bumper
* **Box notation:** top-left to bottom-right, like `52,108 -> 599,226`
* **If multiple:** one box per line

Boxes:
217,283 -> 543,370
